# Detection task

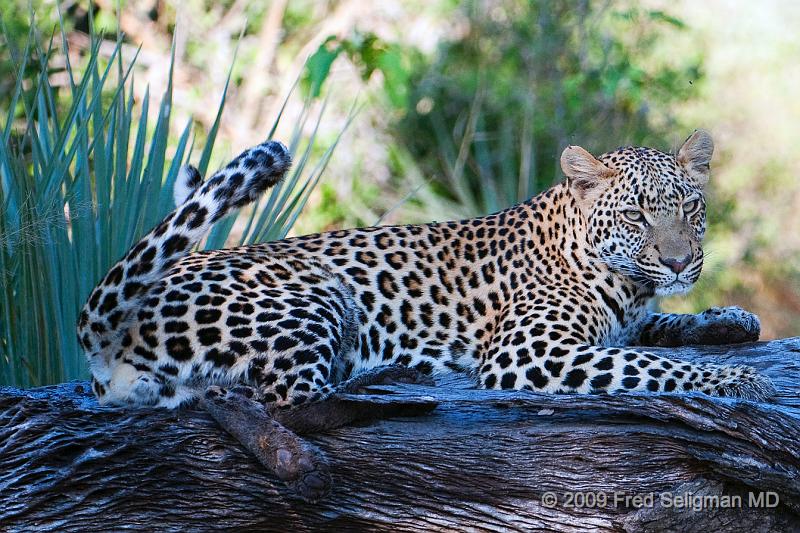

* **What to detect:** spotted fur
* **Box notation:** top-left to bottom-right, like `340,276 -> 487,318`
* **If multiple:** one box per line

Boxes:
78,131 -> 774,408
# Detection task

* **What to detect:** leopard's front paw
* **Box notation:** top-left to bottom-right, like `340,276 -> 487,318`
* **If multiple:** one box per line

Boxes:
688,306 -> 761,345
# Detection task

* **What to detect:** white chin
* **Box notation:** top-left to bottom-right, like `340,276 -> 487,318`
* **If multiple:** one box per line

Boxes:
655,282 -> 693,296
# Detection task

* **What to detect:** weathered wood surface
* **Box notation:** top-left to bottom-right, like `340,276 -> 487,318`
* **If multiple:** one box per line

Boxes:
1,338 -> 800,532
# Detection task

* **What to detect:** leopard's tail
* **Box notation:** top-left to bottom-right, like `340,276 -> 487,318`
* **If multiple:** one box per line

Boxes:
77,140 -> 291,360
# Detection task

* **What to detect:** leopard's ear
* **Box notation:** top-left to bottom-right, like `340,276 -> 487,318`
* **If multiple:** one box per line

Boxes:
677,129 -> 714,188
561,145 -> 614,210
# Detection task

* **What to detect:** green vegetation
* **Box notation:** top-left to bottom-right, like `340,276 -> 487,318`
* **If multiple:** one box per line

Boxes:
0,12 -> 341,386
397,2 -> 699,215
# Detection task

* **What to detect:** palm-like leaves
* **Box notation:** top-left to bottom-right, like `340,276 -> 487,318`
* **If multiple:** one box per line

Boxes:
0,18 -> 340,387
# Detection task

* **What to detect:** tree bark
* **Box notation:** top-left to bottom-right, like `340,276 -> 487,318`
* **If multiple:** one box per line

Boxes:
1,338 -> 799,532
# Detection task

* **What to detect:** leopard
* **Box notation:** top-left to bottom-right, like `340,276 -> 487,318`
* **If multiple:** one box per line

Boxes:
77,130 -> 775,410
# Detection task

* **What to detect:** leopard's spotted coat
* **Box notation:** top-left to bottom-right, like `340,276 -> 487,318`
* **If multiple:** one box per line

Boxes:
78,131 -> 774,408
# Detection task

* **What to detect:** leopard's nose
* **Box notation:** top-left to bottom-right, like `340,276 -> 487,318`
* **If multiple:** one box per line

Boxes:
660,253 -> 692,274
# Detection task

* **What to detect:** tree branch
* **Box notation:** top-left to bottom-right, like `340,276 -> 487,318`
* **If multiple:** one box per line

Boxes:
1,339 -> 799,531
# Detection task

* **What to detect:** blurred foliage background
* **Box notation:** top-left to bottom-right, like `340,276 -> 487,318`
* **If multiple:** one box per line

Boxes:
1,0 -> 798,385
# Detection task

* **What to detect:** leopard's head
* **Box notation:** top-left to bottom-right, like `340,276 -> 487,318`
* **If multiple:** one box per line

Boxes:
561,130 -> 713,296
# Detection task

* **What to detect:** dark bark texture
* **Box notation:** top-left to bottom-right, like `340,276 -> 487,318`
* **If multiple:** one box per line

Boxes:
2,338 -> 800,532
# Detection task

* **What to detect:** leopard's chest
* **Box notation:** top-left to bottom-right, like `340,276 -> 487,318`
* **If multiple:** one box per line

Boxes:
587,282 -> 649,347
600,318 -> 641,347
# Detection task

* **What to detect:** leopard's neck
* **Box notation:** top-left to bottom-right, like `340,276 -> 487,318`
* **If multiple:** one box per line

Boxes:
513,182 -> 652,304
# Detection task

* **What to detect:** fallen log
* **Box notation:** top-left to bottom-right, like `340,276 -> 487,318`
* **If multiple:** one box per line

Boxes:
1,338 -> 799,532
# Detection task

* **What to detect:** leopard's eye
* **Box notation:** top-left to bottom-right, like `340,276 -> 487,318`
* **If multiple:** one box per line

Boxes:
683,197 -> 701,216
621,209 -> 647,226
